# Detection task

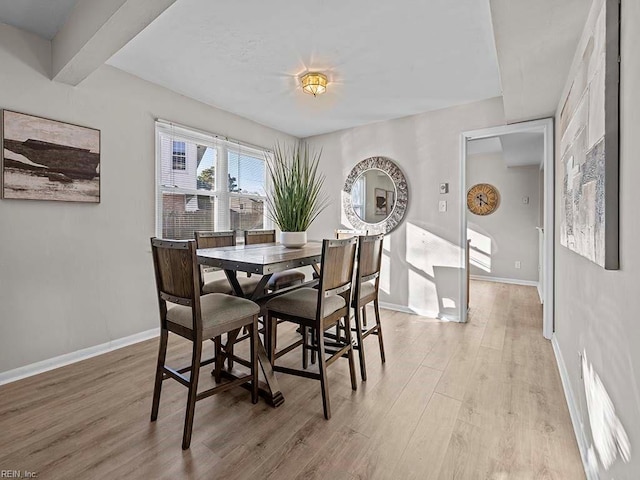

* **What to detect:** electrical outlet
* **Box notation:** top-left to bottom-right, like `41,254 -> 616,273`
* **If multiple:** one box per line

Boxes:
515,261 -> 521,269
439,200 -> 447,212
439,183 -> 449,194
522,196 -> 529,204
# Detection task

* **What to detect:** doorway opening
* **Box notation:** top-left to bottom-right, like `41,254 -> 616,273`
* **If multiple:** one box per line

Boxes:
459,118 -> 554,339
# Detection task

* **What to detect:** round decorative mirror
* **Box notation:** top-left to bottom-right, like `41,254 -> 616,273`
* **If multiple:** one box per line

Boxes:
343,157 -> 408,234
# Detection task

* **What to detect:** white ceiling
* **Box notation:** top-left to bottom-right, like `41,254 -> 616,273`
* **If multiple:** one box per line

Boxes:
489,0 -> 592,123
499,132 -> 543,167
0,0 -> 78,40
467,137 -> 502,156
108,0 -> 502,138
0,0 -> 593,137
467,132 -> 543,167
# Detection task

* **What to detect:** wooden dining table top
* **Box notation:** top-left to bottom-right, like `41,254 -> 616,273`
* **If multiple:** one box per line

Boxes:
197,241 -> 323,275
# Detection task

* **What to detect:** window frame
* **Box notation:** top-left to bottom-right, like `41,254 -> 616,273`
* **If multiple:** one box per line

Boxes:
155,121 -> 271,240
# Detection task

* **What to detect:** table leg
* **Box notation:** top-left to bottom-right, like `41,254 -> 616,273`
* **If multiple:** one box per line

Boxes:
224,270 -> 245,297
215,336 -> 284,407
256,340 -> 284,407
251,274 -> 272,301
214,273 -> 284,407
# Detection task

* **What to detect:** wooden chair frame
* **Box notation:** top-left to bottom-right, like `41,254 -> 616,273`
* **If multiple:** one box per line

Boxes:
244,229 -> 277,246
194,230 -> 236,295
265,237 -> 359,419
351,234 -> 386,381
244,229 -> 305,292
150,238 -> 259,449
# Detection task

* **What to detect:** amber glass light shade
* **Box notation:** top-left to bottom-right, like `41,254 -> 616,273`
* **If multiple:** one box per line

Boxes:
300,72 -> 328,96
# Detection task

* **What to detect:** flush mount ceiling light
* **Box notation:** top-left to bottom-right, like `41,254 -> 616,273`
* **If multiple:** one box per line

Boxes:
300,72 -> 328,96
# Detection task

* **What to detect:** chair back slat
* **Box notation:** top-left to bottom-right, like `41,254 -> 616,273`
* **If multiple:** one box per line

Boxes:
335,229 -> 367,239
360,272 -> 380,283
195,231 -> 236,249
151,239 -> 199,303
319,238 -> 358,294
357,234 -> 384,279
245,229 -> 276,245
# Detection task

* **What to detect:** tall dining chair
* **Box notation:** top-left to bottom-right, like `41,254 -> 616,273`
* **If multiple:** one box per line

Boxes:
195,230 -> 262,296
244,229 -> 306,290
265,237 -> 358,419
351,234 -> 386,381
150,238 -> 260,449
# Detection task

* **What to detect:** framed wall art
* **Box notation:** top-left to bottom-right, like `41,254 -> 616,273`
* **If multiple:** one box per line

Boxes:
1,110 -> 100,203
374,187 -> 387,215
558,0 -> 620,269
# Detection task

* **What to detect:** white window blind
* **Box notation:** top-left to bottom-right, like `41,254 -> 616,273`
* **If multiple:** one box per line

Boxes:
156,121 -> 270,240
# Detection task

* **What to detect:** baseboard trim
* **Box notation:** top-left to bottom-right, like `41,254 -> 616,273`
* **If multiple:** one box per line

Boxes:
537,283 -> 544,304
378,301 -> 417,315
0,328 -> 160,386
552,335 -> 594,480
378,302 -> 460,322
469,275 -> 539,287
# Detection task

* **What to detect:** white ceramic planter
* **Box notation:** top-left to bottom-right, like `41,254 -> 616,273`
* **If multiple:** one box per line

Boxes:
280,231 -> 307,248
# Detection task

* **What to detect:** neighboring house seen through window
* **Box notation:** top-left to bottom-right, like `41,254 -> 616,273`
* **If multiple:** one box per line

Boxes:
172,141 -> 186,170
156,122 -> 269,240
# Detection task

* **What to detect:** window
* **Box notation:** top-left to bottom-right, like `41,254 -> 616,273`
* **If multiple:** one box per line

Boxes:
172,141 -> 186,170
227,150 -> 266,233
156,122 -> 269,240
352,174 -> 365,219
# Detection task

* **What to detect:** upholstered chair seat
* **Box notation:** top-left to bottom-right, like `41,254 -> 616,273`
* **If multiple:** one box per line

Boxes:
202,275 -> 263,295
265,287 -> 346,320
167,293 -> 260,337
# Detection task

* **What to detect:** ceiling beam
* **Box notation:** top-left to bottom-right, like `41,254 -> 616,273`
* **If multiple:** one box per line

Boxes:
52,0 -> 176,86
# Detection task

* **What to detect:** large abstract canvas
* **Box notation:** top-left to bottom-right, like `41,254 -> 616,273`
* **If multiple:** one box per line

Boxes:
2,111 -> 100,203
558,0 -> 620,269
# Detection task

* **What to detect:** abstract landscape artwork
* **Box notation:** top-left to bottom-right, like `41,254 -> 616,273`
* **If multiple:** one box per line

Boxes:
2,111 -> 100,203
558,0 -> 619,269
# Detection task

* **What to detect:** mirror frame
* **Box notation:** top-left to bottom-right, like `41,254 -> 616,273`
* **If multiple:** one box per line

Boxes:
343,156 -> 408,234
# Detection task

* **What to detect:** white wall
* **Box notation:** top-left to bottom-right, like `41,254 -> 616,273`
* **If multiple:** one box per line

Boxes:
0,23 -> 295,374
305,97 -> 505,319
466,152 -> 540,283
554,0 -> 640,478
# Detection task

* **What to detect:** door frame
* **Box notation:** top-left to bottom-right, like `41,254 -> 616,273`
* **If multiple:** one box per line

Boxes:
459,118 -> 554,339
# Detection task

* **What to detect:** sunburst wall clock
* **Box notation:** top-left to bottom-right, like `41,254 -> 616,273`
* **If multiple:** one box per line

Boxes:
467,183 -> 500,216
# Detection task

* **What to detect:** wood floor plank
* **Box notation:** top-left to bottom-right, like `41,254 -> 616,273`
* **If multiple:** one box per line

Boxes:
433,332 -> 483,400
348,366 -> 442,479
0,281 -> 585,479
295,425 -> 369,480
395,393 -> 462,480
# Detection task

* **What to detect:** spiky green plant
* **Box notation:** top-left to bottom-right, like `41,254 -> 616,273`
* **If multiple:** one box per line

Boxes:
265,142 -> 330,232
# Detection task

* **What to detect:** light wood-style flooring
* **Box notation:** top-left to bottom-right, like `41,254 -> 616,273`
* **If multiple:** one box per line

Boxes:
0,281 -> 585,479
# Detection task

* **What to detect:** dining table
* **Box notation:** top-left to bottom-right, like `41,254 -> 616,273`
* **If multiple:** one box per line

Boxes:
197,241 -> 323,407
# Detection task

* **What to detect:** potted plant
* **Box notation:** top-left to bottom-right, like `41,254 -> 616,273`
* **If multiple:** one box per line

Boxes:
266,142 -> 329,248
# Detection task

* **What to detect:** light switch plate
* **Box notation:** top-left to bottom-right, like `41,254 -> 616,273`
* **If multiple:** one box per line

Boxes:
439,183 -> 449,194
439,200 -> 447,212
